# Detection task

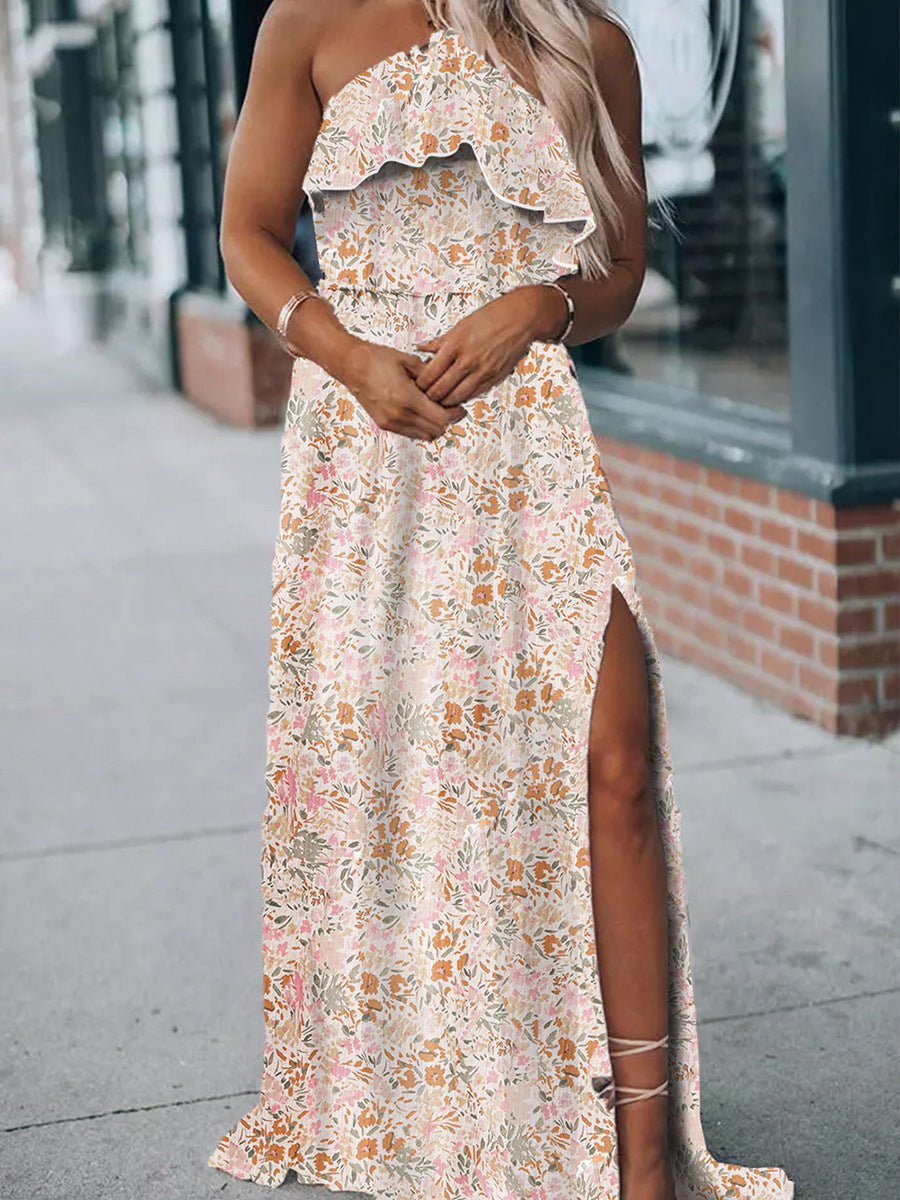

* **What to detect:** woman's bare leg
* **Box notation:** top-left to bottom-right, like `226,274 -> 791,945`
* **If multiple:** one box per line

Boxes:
587,585 -> 676,1200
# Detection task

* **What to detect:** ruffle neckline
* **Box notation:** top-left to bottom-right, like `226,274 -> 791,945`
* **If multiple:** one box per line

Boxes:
304,26 -> 597,258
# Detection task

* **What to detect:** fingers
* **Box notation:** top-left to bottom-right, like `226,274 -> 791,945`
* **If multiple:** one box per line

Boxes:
440,374 -> 492,407
394,376 -> 468,442
422,356 -> 472,404
414,342 -> 457,394
397,351 -> 428,378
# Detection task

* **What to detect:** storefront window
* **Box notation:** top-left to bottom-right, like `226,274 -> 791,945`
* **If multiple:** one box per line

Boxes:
598,0 -> 789,414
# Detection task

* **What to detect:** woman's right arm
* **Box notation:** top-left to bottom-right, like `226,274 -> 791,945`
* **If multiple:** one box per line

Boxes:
219,0 -> 467,442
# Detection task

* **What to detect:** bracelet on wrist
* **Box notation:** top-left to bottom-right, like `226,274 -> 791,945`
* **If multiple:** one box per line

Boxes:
541,280 -> 576,344
275,288 -> 327,357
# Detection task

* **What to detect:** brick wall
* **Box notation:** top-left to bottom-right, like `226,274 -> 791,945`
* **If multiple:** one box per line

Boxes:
176,294 -> 292,428
596,437 -> 900,737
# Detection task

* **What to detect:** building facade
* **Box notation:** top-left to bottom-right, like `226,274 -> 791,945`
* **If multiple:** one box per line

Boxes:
0,0 -> 898,735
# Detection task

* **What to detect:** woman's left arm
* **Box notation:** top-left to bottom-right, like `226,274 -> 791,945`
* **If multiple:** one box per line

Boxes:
415,16 -> 647,406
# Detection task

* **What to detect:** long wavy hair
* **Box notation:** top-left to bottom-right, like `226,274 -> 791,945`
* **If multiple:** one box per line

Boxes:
421,0 -> 645,280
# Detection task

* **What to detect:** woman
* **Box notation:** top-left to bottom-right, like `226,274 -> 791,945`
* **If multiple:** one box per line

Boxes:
208,2 -> 795,1198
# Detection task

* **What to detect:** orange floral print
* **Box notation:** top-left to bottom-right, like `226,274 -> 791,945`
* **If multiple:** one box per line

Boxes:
208,24 -> 794,1200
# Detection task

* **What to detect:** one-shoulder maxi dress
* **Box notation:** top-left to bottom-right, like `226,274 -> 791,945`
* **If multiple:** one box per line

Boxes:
208,26 -> 795,1200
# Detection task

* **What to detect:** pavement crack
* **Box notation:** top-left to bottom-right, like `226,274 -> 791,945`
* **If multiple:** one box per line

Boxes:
0,822 -> 259,864
2,1090 -> 258,1134
851,833 -> 899,857
698,982 -> 900,1025
678,744 -> 851,774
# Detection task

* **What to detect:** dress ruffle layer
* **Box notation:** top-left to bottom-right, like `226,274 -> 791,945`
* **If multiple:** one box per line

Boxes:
304,28 -> 597,276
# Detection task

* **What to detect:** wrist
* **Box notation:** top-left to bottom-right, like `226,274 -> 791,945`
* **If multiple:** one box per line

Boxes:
521,283 -> 570,343
327,332 -> 370,390
293,301 -> 366,386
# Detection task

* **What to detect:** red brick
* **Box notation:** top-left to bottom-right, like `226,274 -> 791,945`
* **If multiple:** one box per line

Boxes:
835,505 -> 900,531
671,457 -> 702,483
779,625 -> 816,659
741,543 -> 777,575
836,708 -> 900,737
708,531 -> 738,558
884,672 -> 900,703
838,568 -> 900,601
796,530 -> 835,562
601,438 -> 642,464
675,519 -> 705,546
817,569 -> 839,600
711,592 -> 742,624
881,531 -> 900,561
630,445 -> 671,476
742,608 -> 777,641
643,566 -> 706,609
816,706 -> 840,735
688,554 -> 719,584
759,518 -> 795,549
738,477 -> 774,508
638,508 -> 679,538
659,599 -> 688,628
663,542 -> 689,571
835,536 -> 878,567
786,687 -> 820,722
636,561 -> 673,594
760,581 -> 796,617
797,596 -> 837,634
761,648 -> 797,685
692,618 -> 727,650
835,605 -> 878,636
776,490 -> 815,522
723,566 -> 755,598
726,630 -> 759,665
689,492 -> 722,523
778,555 -> 815,591
817,637 -> 839,670
629,534 -> 661,563
813,500 -> 838,529
659,483 -> 692,509
724,505 -> 756,535
884,603 -> 900,632
836,676 -> 879,706
799,662 -> 837,702
838,639 -> 900,670
703,468 -> 740,497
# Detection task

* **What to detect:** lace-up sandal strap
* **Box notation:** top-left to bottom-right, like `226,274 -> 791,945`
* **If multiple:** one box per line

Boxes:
608,1034 -> 669,1058
612,1080 -> 669,1106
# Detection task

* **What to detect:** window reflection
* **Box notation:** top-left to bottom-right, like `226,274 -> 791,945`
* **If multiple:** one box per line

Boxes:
601,0 -> 789,413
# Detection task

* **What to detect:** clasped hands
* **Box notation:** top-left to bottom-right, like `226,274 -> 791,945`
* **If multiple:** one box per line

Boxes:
342,283 -> 568,443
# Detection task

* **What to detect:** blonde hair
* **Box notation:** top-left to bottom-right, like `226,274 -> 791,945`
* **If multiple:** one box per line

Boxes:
421,0 -> 645,280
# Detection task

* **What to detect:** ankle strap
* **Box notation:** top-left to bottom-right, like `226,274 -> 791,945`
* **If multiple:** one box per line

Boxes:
612,1080 -> 669,1106
608,1034 -> 669,1058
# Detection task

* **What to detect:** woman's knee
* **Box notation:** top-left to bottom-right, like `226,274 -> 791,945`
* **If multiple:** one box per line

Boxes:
588,741 -> 653,831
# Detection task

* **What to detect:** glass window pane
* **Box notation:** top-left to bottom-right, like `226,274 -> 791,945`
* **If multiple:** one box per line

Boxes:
604,0 -> 789,414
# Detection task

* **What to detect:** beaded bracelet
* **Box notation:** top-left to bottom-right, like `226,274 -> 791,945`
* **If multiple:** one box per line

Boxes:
543,280 -> 576,343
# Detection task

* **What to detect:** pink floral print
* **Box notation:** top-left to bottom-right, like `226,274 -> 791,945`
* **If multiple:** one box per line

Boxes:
208,25 -> 795,1200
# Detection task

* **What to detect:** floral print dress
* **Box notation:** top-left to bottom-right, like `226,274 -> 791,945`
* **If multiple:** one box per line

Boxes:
208,25 -> 794,1200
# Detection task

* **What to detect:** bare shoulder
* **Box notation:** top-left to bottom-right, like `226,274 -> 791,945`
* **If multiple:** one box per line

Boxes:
587,13 -> 640,84
252,0 -> 329,65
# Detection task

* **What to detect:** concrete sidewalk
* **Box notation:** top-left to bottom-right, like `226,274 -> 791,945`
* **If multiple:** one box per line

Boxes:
0,294 -> 897,1199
